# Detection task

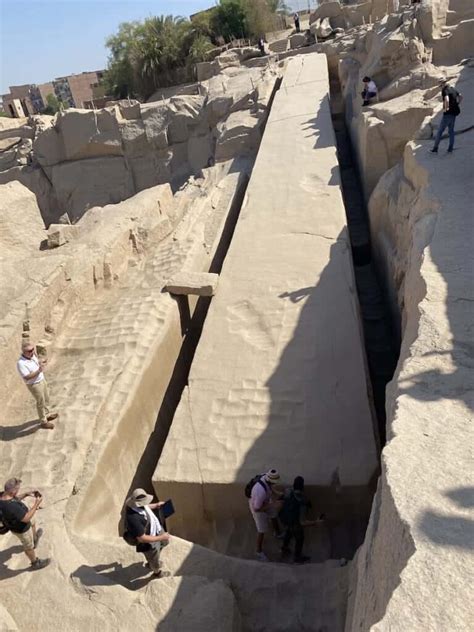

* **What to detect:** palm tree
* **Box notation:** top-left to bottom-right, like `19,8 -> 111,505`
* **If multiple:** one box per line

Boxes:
131,15 -> 191,92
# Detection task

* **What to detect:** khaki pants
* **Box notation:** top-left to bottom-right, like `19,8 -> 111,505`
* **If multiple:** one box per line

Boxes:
143,544 -> 161,573
27,379 -> 51,423
12,520 -> 35,552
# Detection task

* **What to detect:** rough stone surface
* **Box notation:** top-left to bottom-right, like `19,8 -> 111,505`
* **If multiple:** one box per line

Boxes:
346,130 -> 474,632
1,5 -> 473,630
0,65 -> 278,222
164,271 -> 219,297
47,223 -> 79,248
154,55 -> 378,553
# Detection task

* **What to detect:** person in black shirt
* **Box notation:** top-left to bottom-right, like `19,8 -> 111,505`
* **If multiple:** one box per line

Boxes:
124,488 -> 170,576
294,13 -> 300,33
0,477 -> 50,570
279,476 -> 324,564
431,79 -> 463,153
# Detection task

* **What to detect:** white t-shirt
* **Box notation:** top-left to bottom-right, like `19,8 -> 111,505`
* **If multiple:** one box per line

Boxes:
249,478 -> 271,512
17,354 -> 44,385
367,80 -> 377,94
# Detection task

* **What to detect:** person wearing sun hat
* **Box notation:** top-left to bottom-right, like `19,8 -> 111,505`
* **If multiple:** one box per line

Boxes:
124,488 -> 170,576
248,468 -> 284,561
17,340 -> 58,429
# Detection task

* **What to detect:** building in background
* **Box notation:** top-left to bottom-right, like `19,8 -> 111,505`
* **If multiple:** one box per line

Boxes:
66,70 -> 105,108
1,70 -> 106,117
37,82 -> 55,108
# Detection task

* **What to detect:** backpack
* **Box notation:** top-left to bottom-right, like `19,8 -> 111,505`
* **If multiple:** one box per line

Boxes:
122,509 -> 149,546
279,491 -> 303,527
445,88 -> 461,116
0,500 -> 11,535
122,530 -> 137,546
244,474 -> 266,499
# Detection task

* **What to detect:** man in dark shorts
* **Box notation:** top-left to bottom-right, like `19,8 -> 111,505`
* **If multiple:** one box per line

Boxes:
431,79 -> 463,153
279,476 -> 324,564
124,488 -> 170,577
0,477 -> 50,570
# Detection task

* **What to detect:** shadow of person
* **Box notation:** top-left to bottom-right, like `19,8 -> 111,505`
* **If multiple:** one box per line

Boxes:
279,286 -> 313,303
71,561 -> 152,591
0,544 -> 32,579
419,511 -> 474,550
446,487 -> 474,509
0,419 -> 41,441
419,486 -> 474,550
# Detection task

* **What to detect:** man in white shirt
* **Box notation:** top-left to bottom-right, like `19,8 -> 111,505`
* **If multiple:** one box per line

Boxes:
248,468 -> 284,561
17,342 -> 57,429
362,76 -> 378,106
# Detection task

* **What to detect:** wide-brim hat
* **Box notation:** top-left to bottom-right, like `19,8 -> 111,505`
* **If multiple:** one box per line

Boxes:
264,469 -> 281,484
126,488 -> 153,508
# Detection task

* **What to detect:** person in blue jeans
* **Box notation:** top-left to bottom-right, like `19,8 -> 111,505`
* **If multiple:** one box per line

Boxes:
431,79 -> 463,153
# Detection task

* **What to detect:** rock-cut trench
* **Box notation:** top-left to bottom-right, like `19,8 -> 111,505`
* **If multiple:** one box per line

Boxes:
73,55 -> 400,630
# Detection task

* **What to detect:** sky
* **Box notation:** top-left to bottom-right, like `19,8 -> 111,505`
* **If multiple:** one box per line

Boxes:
0,0 -> 217,94
0,0 -> 309,95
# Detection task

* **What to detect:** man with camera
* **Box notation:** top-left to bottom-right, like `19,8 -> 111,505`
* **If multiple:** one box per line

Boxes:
17,341 -> 58,430
0,477 -> 50,570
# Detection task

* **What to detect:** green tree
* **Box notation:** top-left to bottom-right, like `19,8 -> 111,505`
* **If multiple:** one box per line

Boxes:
187,34 -> 215,64
103,21 -> 140,98
267,0 -> 290,14
211,0 -> 248,41
43,93 -> 61,115
131,15 -> 193,95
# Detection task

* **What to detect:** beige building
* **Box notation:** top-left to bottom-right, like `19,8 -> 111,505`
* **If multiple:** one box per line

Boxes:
1,70 -> 106,117
67,71 -> 105,108
37,82 -> 55,107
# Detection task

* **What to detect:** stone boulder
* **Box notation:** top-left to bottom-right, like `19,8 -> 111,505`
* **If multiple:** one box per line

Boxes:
47,224 -> 79,248
168,95 -> 207,143
215,110 -> 264,162
51,156 -> 135,222
0,165 -> 60,226
310,0 -> 342,23
289,33 -> 307,49
140,103 -> 169,149
0,180 -> 45,252
353,90 -> 434,195
432,19 -> 474,65
314,17 -> 333,39
56,108 -> 123,160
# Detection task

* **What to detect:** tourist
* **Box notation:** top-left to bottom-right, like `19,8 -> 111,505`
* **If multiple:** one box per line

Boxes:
0,478 -> 50,570
17,341 -> 58,429
430,78 -> 463,154
279,476 -> 324,564
248,468 -> 283,561
361,76 -> 378,106
294,12 -> 301,33
124,488 -> 170,577
257,36 -> 266,56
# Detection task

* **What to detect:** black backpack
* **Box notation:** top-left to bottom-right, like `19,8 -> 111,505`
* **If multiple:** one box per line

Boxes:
122,508 -> 150,546
244,474 -> 266,498
0,500 -> 11,535
279,491 -> 302,527
446,88 -> 461,116
122,530 -> 137,546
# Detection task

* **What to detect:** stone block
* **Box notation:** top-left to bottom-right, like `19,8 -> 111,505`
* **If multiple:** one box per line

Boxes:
47,224 -> 79,248
164,271 -> 219,297
289,33 -> 307,49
